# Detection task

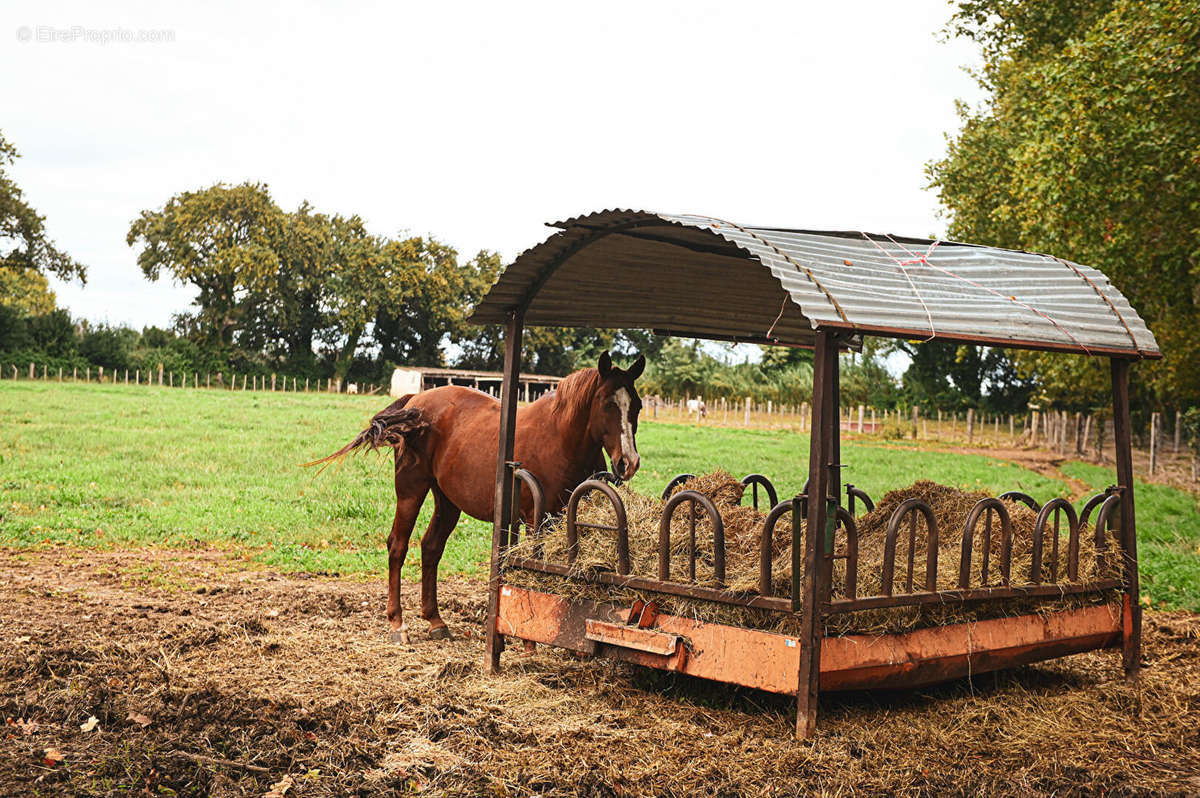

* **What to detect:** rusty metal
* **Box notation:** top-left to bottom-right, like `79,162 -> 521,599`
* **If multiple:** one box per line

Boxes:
585,618 -> 683,657
497,584 -> 1122,695
508,467 -> 545,550
740,473 -> 778,510
633,600 -> 659,628
797,329 -> 837,738
760,500 -> 793,597
820,603 -> 1122,691
846,484 -> 874,515
507,555 -> 794,611
833,507 -> 859,600
999,490 -> 1040,512
485,311 -> 524,674
660,473 -> 695,500
1079,487 -> 1117,529
1032,499 -> 1078,584
658,489 -> 726,586
1092,494 -> 1122,576
565,479 -> 629,574
827,578 -> 1122,614
881,499 -> 939,595
959,498 -> 1012,588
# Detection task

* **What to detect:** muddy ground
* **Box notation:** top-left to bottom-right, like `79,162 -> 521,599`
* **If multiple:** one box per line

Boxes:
1,548 -> 1198,797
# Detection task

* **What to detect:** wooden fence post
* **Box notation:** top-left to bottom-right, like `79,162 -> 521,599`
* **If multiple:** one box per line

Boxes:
1149,412 -> 1160,476
966,408 -> 974,442
1094,416 -> 1105,463
1175,410 -> 1182,453
744,396 -> 751,426
29,362 -> 34,379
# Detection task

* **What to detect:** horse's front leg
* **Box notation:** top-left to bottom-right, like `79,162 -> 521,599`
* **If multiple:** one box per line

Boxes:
387,486 -> 429,644
419,485 -> 462,639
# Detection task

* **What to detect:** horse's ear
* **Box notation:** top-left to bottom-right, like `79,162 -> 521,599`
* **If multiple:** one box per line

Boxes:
628,354 -> 645,380
598,351 -> 613,378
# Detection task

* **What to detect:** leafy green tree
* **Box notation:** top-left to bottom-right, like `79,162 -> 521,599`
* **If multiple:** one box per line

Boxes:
78,322 -> 139,371
372,243 -> 493,370
314,216 -> 386,381
0,129 -> 85,284
931,0 -> 1200,409
127,182 -> 286,350
0,266 -> 56,315
240,201 -> 335,366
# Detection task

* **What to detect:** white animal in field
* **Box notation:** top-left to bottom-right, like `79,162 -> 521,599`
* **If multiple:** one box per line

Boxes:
686,398 -> 707,417
347,383 -> 359,395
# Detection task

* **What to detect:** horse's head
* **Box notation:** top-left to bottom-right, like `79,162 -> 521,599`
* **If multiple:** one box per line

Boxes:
590,351 -> 646,481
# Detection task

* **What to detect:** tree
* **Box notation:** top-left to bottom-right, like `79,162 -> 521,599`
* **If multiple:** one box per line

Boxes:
931,0 -> 1200,409
0,129 -> 85,283
315,216 -> 386,381
0,265 -> 55,315
372,243 -> 492,370
127,182 -> 286,350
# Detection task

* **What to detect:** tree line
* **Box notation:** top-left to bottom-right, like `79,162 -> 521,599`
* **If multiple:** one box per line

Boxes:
4,0 -> 1200,429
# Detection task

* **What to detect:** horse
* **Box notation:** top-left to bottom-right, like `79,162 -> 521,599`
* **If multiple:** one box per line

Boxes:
312,352 -> 645,643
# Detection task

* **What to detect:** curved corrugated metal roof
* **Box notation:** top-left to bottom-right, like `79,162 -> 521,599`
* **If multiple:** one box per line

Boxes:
469,210 -> 1159,358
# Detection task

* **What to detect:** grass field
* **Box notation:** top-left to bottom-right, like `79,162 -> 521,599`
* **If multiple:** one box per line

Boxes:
2,381 -> 1198,610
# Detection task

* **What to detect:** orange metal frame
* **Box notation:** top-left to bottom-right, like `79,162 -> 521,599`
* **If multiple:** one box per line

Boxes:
497,585 -> 1124,695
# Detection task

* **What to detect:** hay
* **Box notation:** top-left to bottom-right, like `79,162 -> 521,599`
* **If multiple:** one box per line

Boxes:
504,472 -> 1121,636
4,548 -> 1199,796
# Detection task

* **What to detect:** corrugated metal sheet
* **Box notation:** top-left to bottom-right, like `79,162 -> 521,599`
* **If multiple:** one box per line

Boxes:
469,210 -> 1160,358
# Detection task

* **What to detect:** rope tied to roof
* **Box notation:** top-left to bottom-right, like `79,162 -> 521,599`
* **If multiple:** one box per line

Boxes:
1049,255 -> 1141,354
860,233 -> 938,342
706,219 -> 852,335
864,233 -> 1094,355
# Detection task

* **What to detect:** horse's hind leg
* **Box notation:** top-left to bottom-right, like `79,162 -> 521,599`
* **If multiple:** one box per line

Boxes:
387,462 -> 430,644
419,484 -> 461,640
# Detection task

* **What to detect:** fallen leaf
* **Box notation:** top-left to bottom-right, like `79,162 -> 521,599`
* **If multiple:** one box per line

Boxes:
126,712 -> 152,728
264,774 -> 294,797
80,715 -> 99,732
266,608 -> 280,618
43,747 -> 63,766
16,718 -> 39,735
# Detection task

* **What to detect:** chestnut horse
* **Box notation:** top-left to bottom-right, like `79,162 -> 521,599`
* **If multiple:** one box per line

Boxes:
313,352 -> 645,642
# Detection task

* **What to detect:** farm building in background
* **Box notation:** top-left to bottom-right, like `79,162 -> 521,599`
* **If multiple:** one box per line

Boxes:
390,367 -> 563,400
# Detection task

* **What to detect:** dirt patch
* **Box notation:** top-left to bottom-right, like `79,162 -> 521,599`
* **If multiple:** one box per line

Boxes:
2,547 -> 1198,797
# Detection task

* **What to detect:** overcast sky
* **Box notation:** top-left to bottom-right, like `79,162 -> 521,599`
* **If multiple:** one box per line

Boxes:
4,0 -> 983,340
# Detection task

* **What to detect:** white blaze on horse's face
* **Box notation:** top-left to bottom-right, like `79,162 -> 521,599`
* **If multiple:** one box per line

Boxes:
612,387 -> 640,479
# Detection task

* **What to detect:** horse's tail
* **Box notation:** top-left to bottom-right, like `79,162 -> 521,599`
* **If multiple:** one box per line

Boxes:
304,394 -> 428,471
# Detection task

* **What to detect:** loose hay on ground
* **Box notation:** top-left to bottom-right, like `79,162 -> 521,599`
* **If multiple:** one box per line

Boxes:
1,548 -> 1197,797
504,472 -> 1121,636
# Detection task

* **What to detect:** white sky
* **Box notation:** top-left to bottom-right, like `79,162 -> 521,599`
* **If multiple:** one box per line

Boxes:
3,0 -> 983,347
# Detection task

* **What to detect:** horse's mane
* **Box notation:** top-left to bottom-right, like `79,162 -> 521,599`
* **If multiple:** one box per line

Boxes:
551,367 -> 601,422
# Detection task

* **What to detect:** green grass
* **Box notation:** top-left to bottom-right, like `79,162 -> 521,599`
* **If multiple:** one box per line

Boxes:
1061,461 -> 1200,611
1,382 -> 1197,610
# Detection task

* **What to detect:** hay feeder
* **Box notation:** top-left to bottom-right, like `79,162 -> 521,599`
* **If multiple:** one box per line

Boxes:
469,210 -> 1160,738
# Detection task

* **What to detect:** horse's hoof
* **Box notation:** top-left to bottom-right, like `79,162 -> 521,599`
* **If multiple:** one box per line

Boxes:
389,629 -> 410,644
428,626 -> 452,641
